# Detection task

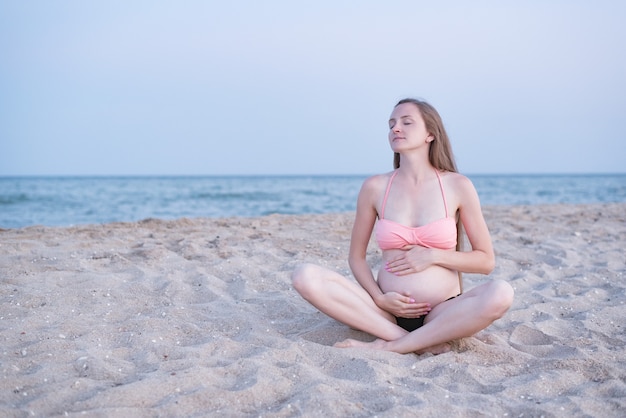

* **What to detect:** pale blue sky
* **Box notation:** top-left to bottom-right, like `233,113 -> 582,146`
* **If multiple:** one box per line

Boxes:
1,1 -> 624,176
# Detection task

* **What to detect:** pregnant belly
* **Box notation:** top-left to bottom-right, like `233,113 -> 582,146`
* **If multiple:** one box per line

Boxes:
377,265 -> 460,306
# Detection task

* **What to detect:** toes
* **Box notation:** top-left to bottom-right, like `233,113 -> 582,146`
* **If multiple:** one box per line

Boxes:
333,339 -> 356,348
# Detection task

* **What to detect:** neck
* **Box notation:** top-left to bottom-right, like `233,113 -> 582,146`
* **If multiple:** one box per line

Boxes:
396,153 -> 435,181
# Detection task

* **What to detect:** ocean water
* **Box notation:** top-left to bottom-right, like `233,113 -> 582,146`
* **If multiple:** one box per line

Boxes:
1,174 -> 625,229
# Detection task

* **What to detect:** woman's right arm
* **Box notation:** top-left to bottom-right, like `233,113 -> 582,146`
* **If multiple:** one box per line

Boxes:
348,177 -> 384,300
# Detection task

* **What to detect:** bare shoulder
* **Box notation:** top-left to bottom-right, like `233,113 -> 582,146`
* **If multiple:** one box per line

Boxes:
357,172 -> 393,209
360,172 -> 393,194
441,171 -> 475,192
440,171 -> 481,207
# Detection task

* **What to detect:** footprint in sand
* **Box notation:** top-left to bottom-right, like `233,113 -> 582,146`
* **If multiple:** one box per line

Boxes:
509,324 -> 575,358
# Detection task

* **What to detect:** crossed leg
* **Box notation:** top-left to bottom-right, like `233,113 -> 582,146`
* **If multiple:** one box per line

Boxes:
334,279 -> 514,354
291,263 -> 408,342
292,263 -> 514,354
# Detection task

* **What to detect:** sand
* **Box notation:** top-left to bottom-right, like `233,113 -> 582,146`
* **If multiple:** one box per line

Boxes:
1,203 -> 625,417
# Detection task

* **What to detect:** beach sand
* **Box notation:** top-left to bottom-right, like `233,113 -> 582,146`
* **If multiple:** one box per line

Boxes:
1,203 -> 625,417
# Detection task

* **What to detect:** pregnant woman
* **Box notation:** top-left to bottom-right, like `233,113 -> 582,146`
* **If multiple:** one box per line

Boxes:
292,98 -> 514,354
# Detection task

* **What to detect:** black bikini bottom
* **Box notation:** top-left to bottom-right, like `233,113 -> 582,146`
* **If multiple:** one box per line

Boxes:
395,294 -> 459,332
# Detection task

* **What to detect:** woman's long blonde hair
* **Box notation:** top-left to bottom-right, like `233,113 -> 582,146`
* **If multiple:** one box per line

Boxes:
392,98 -> 457,172
393,98 -> 465,291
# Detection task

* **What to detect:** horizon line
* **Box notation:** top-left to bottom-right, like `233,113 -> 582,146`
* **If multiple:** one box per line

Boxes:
1,172 -> 625,178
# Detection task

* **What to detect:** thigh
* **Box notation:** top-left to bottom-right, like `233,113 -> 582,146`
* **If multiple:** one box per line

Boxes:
314,265 -> 396,322
422,282 -> 487,325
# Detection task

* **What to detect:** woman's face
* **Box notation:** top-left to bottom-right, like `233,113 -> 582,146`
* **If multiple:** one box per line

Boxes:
388,103 -> 431,152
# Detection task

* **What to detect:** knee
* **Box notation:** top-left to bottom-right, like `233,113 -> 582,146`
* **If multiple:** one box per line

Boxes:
291,263 -> 320,297
483,279 -> 514,319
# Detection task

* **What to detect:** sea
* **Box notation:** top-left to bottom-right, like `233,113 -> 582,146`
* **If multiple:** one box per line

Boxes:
1,174 -> 625,229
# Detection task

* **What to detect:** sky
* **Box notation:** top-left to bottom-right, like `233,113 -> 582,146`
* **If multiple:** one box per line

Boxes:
1,1 -> 625,176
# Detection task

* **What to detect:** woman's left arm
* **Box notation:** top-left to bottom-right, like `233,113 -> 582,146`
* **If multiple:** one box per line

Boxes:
433,174 -> 495,275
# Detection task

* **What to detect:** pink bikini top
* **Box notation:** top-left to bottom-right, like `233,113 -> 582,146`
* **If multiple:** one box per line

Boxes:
375,170 -> 457,251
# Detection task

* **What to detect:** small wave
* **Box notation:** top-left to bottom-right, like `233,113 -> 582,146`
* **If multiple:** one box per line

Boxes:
0,193 -> 30,205
191,191 -> 280,201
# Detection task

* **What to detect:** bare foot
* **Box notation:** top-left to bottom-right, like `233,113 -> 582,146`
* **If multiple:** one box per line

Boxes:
335,338 -> 452,355
415,342 -> 451,355
334,338 -> 387,350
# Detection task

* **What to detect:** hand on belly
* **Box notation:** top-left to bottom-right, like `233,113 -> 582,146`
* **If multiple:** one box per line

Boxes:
375,290 -> 432,319
377,266 -> 459,307
384,245 -> 434,276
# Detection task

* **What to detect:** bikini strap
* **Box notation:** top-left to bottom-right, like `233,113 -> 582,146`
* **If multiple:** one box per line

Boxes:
380,170 -> 398,219
434,170 -> 449,218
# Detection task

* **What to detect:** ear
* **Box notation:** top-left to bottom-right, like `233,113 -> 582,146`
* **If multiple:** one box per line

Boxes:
426,135 -> 434,143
